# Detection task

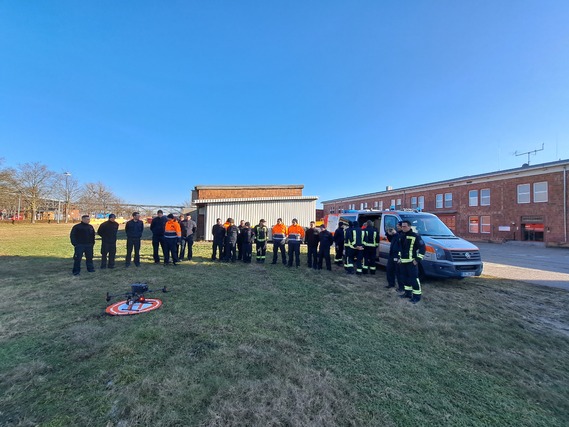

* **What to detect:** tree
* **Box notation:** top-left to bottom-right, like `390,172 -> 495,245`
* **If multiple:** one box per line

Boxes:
14,162 -> 56,223
79,182 -> 122,216
52,172 -> 82,222
0,159 -> 17,218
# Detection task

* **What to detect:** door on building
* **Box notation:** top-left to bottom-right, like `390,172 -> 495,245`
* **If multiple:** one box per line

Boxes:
437,214 -> 456,232
521,216 -> 544,242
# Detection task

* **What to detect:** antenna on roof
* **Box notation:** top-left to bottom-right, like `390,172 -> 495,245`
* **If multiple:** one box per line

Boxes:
514,143 -> 544,166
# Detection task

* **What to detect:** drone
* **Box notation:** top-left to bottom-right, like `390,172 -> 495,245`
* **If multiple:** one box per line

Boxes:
105,283 -> 168,316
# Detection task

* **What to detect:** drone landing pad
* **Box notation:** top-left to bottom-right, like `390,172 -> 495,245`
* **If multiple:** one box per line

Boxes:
106,298 -> 162,316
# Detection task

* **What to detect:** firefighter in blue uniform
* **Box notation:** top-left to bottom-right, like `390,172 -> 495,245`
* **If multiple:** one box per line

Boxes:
362,220 -> 379,274
333,222 -> 345,265
398,220 -> 426,303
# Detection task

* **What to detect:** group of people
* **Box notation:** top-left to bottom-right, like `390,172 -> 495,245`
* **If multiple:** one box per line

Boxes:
70,211 -> 426,304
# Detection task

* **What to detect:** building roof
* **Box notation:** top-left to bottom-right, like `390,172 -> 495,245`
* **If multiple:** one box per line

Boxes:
322,158 -> 569,203
194,196 -> 318,204
194,184 -> 304,190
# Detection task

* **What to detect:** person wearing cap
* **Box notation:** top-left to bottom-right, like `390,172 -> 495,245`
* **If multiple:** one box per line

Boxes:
304,220 -> 320,269
333,221 -> 346,266
317,224 -> 334,271
224,218 -> 239,262
164,213 -> 182,265
70,214 -> 96,275
150,210 -> 167,264
179,213 -> 197,261
287,218 -> 305,268
97,214 -> 119,269
253,219 -> 269,263
271,218 -> 288,265
386,221 -> 403,290
362,220 -> 379,275
125,212 -> 144,267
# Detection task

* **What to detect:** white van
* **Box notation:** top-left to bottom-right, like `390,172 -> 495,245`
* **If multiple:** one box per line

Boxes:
324,210 -> 483,279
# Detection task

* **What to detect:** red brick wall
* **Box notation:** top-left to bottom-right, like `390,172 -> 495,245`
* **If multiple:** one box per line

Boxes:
197,187 -> 303,199
323,170 -> 569,246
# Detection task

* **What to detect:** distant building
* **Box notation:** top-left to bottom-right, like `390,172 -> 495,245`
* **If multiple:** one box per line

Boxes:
192,185 -> 318,240
322,159 -> 569,247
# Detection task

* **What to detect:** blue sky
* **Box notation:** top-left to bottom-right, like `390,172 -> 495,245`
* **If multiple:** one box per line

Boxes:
1,1 -> 568,207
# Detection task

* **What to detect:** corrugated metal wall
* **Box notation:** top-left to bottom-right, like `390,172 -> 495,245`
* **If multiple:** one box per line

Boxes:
201,199 -> 317,240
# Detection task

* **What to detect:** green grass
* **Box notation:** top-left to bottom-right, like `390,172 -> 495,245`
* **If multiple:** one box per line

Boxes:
1,222 -> 568,426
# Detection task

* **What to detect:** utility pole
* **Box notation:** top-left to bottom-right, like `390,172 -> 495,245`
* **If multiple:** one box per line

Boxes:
64,172 -> 71,223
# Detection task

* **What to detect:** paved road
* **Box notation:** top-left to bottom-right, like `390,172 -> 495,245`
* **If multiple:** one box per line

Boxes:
476,242 -> 569,291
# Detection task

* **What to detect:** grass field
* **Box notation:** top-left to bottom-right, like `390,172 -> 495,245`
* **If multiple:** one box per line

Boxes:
1,222 -> 568,427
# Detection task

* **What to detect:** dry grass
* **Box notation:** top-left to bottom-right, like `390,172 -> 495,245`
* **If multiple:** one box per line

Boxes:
1,222 -> 568,427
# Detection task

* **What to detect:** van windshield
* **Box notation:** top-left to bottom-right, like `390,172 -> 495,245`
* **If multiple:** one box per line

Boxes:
400,214 -> 455,237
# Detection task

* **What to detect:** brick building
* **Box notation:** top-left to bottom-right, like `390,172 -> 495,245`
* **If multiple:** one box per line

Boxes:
192,185 -> 318,240
322,159 -> 569,247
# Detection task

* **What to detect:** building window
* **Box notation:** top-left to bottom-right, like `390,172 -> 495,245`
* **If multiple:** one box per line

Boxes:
361,202 -> 368,209
480,189 -> 490,206
469,190 -> 478,206
517,184 -> 530,204
469,216 -> 479,233
436,194 -> 443,209
481,215 -> 491,233
373,201 -> 378,208
396,198 -> 402,209
411,196 -> 417,209
534,182 -> 548,203
418,196 -> 424,210
444,193 -> 453,208
375,201 -> 383,210
390,199 -> 396,209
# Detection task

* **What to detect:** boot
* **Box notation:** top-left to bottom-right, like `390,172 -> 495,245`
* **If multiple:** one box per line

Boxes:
399,290 -> 412,299
410,294 -> 422,304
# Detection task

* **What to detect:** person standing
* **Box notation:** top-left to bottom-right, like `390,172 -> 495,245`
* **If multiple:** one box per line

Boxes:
253,219 -> 269,263
163,214 -> 182,265
179,213 -> 197,261
345,221 -> 364,274
386,222 -> 403,290
240,221 -> 254,263
70,214 -> 96,276
125,212 -> 144,267
362,220 -> 379,275
317,224 -> 334,271
211,218 -> 226,261
398,220 -> 426,303
287,218 -> 305,268
271,218 -> 288,265
333,222 -> 345,266
224,218 -> 239,262
304,221 -> 320,269
150,210 -> 167,264
97,214 -> 119,269
237,219 -> 246,261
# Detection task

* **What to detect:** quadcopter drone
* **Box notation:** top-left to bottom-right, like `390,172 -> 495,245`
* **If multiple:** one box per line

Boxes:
105,283 -> 168,316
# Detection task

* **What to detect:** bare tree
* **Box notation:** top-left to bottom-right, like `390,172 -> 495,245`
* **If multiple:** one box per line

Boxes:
79,182 -> 121,215
52,172 -> 83,222
14,162 -> 56,223
0,159 -> 17,218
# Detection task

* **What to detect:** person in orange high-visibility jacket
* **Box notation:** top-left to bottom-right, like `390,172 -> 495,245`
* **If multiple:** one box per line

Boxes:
271,218 -> 288,265
287,218 -> 305,268
163,214 -> 182,265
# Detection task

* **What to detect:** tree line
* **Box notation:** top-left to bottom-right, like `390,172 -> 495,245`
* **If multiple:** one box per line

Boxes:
0,159 -> 127,223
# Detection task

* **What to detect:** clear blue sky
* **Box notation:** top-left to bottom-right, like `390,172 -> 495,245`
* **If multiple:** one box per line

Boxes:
1,1 -> 568,207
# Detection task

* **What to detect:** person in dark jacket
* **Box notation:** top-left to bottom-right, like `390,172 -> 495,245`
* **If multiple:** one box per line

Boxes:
253,219 -> 269,263
386,221 -> 403,290
179,214 -> 197,261
97,214 -> 119,269
317,224 -> 334,271
224,218 -> 239,262
70,215 -> 96,275
304,221 -> 320,269
398,220 -> 426,304
240,221 -> 254,263
150,210 -> 167,264
345,221 -> 364,274
333,222 -> 345,265
211,218 -> 226,261
125,212 -> 144,267
237,220 -> 246,260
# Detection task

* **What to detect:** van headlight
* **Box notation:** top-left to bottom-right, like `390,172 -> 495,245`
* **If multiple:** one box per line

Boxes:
434,246 -> 447,260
